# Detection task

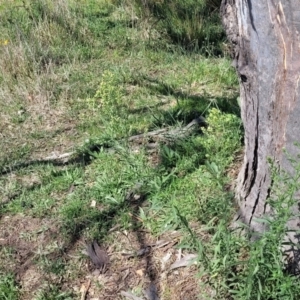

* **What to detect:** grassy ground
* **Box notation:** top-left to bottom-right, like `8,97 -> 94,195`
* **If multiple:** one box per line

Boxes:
0,0 -> 246,299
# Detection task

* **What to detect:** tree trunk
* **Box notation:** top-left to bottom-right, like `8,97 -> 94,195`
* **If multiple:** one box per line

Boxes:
221,0 -> 300,234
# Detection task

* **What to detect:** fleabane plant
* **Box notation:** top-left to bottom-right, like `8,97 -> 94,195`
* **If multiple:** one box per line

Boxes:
96,70 -> 123,116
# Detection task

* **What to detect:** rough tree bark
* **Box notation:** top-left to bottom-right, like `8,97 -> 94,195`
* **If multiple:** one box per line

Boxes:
221,0 -> 300,235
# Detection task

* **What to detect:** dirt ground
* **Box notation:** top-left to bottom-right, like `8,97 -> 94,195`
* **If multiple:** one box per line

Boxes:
0,214 -> 215,299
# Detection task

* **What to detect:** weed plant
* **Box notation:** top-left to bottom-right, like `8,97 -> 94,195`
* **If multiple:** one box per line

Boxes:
181,157 -> 300,299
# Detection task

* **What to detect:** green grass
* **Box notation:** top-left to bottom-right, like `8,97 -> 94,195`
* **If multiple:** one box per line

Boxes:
0,273 -> 19,300
1,0 -> 300,299
129,0 -> 224,54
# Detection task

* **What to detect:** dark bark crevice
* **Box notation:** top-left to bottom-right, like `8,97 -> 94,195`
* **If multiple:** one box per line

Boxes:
243,162 -> 249,188
246,104 -> 259,200
246,0 -> 257,33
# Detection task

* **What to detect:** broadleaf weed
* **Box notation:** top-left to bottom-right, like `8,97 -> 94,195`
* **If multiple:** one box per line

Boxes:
192,156 -> 300,299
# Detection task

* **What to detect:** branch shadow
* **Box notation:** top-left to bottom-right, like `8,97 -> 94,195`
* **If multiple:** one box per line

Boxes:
0,141 -> 112,176
62,183 -> 159,297
0,182 -> 43,212
128,74 -> 240,124
0,70 -> 241,297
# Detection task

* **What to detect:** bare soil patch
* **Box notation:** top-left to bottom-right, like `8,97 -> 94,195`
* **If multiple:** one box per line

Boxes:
0,213 -> 213,299
0,214 -> 63,298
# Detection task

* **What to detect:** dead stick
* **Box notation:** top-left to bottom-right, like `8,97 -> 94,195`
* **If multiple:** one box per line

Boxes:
80,279 -> 91,300
1,117 -> 205,171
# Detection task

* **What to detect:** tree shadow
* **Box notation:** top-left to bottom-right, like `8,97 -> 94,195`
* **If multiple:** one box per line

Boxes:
0,140 -> 114,176
128,100 -> 170,114
61,182 -> 159,297
0,69 -> 241,297
128,74 -> 240,127
0,182 -> 43,212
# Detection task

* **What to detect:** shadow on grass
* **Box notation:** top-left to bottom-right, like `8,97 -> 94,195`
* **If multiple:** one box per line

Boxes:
127,74 -> 240,125
0,182 -> 43,212
0,64 -> 241,296
128,99 -> 170,114
0,140 -> 114,176
62,183 -> 159,296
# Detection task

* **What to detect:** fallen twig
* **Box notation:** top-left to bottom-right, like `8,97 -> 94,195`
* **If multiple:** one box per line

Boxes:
80,279 -> 91,300
44,151 -> 74,162
0,117 -> 205,174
